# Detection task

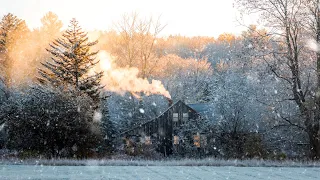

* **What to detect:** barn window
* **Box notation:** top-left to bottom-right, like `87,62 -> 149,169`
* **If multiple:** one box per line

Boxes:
183,113 -> 189,121
145,136 -> 151,145
194,133 -> 200,147
173,136 -> 179,144
173,113 -> 179,122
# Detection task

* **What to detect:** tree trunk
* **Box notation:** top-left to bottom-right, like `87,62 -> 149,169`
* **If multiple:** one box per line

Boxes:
304,106 -> 320,159
314,4 -> 320,160
308,129 -> 320,159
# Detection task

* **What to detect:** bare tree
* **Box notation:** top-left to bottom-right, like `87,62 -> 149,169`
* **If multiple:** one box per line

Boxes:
111,12 -> 166,78
214,102 -> 266,158
236,0 -> 320,159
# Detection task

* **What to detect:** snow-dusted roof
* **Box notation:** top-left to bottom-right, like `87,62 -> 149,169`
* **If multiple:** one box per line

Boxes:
188,103 -> 214,121
120,100 -> 214,136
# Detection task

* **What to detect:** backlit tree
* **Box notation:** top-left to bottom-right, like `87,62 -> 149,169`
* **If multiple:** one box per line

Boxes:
38,18 -> 103,104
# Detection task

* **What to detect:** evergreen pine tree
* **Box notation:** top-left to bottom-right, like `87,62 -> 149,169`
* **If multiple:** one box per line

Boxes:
100,98 -> 116,154
0,13 -> 22,49
0,13 -> 23,90
40,12 -> 63,40
38,18 -> 103,104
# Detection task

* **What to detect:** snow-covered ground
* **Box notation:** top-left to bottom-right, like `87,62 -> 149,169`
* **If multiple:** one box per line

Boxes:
0,165 -> 319,180
3,158 -> 320,167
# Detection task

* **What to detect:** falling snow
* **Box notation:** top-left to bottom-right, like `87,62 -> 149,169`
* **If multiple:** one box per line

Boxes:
139,108 -> 145,114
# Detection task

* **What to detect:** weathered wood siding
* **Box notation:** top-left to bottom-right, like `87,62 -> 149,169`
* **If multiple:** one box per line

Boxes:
120,100 -> 201,156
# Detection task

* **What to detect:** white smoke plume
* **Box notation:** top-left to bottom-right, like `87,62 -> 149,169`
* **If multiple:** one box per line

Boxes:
97,51 -> 171,99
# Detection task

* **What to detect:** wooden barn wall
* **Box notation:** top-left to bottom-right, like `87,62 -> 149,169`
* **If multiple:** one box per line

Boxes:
120,101 -> 202,155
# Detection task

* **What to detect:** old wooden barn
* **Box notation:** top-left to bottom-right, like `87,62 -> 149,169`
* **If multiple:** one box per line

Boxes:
119,100 -> 213,156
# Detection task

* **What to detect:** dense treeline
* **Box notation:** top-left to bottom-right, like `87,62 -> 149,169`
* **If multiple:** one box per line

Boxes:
1,1 -> 320,160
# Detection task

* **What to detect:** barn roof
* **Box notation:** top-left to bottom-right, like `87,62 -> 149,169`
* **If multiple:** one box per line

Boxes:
119,100 -> 181,136
187,103 -> 214,121
119,100 -> 214,136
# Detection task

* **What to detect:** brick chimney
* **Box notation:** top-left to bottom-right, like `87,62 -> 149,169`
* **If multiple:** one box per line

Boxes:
166,97 -> 173,107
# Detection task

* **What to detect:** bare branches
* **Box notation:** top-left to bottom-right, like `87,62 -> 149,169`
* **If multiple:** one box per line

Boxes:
112,12 -> 165,78
277,110 -> 306,131
235,0 -> 320,158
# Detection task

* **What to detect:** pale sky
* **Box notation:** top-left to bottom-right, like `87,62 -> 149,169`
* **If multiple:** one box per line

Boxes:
0,0 -> 257,38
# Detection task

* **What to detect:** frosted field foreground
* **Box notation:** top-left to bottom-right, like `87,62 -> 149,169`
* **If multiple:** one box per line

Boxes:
1,165 -> 320,180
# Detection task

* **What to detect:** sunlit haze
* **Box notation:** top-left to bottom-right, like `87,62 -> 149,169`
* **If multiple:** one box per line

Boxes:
0,0 -> 256,37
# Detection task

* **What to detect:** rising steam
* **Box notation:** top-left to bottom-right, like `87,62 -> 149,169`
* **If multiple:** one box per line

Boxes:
98,51 -> 171,99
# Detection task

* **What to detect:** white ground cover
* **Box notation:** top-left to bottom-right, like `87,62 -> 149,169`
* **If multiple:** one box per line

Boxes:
1,165 -> 319,180
2,158 -> 320,167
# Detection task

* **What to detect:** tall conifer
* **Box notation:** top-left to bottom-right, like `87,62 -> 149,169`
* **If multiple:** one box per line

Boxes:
38,18 -> 103,103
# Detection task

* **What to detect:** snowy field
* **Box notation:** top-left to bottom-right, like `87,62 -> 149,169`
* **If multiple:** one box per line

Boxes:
0,165 -> 320,180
